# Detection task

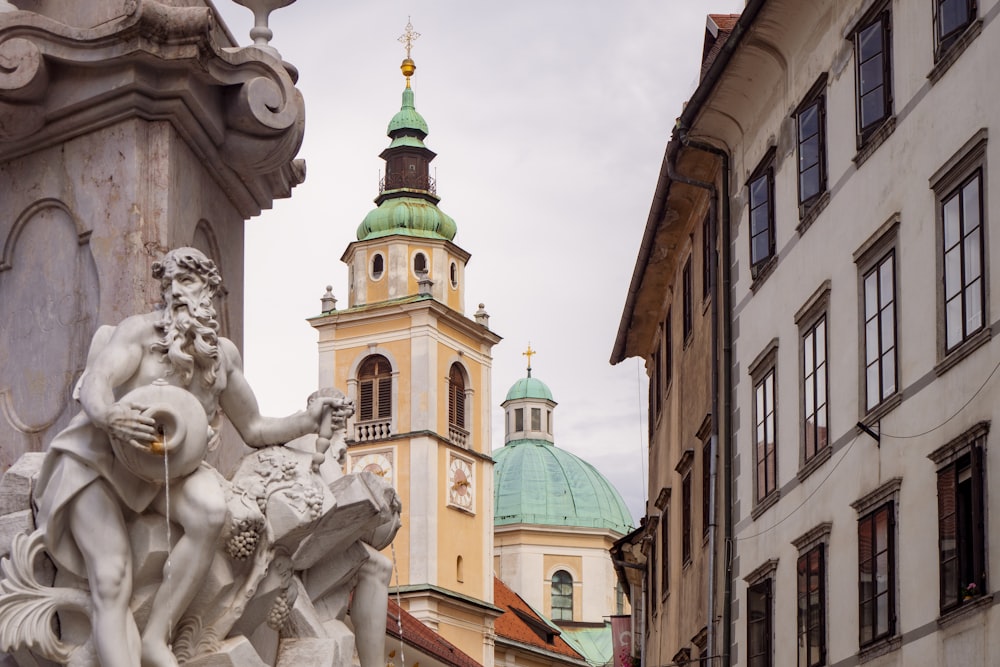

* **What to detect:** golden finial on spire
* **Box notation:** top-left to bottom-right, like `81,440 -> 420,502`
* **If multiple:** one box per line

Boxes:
398,17 -> 420,87
523,343 -> 536,377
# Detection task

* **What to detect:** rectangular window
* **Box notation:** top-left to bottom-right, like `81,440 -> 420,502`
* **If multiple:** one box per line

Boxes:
795,80 -> 827,210
855,6 -> 892,143
683,258 -> 693,340
546,409 -> 552,434
942,170 -> 985,352
748,153 -> 776,273
797,546 -> 826,667
937,441 -> 985,612
703,215 -> 712,300
754,368 -> 777,502
858,503 -> 895,645
702,439 -> 711,537
660,509 -> 669,598
935,0 -> 976,57
682,472 -> 692,565
863,252 -> 897,411
748,579 -> 773,667
531,407 -> 541,431
514,408 -> 524,432
665,312 -> 673,389
802,316 -> 829,461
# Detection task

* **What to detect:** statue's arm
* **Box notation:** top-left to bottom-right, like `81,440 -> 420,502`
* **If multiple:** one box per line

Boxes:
218,339 -> 329,447
77,315 -> 157,444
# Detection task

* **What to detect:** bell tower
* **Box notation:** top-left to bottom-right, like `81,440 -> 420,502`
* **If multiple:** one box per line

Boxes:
310,21 -> 501,667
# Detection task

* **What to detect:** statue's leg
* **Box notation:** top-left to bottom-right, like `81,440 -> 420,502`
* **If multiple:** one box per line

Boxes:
141,467 -> 226,667
69,482 -> 141,667
352,547 -> 393,667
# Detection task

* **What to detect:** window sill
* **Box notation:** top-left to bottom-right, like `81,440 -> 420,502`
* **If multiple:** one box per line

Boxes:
929,19 -> 982,85
862,392 -> 902,426
797,445 -> 832,483
797,191 -> 830,235
938,593 -> 994,629
750,489 -> 781,521
749,256 -> 778,293
935,327 -> 992,377
854,116 -> 896,168
858,635 -> 901,664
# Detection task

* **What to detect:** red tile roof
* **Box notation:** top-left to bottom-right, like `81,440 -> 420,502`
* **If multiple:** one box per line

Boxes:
386,598 -> 483,667
493,578 -> 585,661
701,13 -> 742,80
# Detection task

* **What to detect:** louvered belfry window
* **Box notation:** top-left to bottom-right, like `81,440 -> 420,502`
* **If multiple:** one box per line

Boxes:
448,363 -> 466,428
358,355 -> 392,421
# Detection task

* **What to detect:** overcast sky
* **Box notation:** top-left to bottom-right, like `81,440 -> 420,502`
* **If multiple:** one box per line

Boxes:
213,1 -> 744,523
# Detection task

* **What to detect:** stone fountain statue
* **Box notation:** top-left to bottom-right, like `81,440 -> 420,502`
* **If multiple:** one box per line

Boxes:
0,248 -> 401,667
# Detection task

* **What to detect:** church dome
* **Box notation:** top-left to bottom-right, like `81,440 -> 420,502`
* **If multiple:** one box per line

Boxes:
387,87 -> 429,136
493,439 -> 633,535
504,376 -> 554,402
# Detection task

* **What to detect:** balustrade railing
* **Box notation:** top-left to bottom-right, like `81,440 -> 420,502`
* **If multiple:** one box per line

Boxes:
355,419 -> 392,442
449,424 -> 469,448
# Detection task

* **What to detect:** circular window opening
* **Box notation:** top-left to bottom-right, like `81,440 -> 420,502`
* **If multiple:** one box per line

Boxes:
413,252 -> 428,275
371,253 -> 385,280
450,262 -> 458,288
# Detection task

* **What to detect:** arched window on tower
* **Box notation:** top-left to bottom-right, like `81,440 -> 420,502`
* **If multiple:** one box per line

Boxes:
448,363 -> 469,447
551,570 -> 573,621
358,355 -> 392,423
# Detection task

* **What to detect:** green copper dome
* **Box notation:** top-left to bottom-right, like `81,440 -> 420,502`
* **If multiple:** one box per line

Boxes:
504,377 -> 554,402
388,87 -> 429,136
356,196 -> 457,241
493,439 -> 633,535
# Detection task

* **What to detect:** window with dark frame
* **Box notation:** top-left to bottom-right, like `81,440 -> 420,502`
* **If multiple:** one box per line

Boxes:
703,215 -> 712,300
372,253 -> 385,280
754,368 -> 777,503
935,0 -> 976,58
683,258 -> 693,340
858,502 -> 895,646
358,355 -> 392,422
413,251 -> 428,274
797,545 -> 826,667
682,472 -> 692,565
703,439 -> 711,537
551,570 -> 573,621
863,252 -> 897,411
855,5 -> 893,144
803,316 -> 829,461
941,169 -> 985,353
748,152 -> 776,274
448,363 -> 466,430
795,79 -> 827,211
515,408 -> 524,432
665,312 -> 673,390
937,440 -> 986,612
660,509 -> 670,599
748,579 -> 773,667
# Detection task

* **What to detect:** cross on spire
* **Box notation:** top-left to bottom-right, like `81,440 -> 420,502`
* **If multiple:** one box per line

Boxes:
523,343 -> 536,377
398,18 -> 420,59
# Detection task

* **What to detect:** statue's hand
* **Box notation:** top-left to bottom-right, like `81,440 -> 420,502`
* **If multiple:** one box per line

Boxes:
308,396 -> 355,432
102,401 -> 158,451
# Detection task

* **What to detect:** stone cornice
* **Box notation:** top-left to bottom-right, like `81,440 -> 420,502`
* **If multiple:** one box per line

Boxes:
0,0 -> 306,218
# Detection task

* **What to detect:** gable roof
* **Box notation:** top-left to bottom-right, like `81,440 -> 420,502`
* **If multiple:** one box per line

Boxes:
386,598 -> 483,667
493,577 -> 587,663
701,14 -> 741,80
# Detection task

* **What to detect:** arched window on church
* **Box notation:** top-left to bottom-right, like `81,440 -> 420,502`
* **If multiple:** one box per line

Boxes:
448,363 -> 466,430
358,355 -> 392,422
551,570 -> 573,621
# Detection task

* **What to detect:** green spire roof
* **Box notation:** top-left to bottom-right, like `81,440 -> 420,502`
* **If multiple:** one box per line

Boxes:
387,87 -> 429,136
493,439 -> 633,535
504,376 -> 554,402
356,196 -> 457,241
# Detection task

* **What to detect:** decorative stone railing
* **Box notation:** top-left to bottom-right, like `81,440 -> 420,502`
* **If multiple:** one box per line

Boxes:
355,420 -> 392,442
449,425 -> 469,448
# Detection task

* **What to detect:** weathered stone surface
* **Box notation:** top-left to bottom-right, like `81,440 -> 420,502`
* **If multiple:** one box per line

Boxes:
301,540 -> 367,603
0,511 -> 33,559
0,453 -> 44,516
293,475 -> 381,570
183,636 -> 268,667
275,638 -> 342,667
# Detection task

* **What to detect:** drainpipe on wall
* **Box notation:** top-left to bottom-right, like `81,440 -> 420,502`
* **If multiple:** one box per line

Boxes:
665,133 -> 732,667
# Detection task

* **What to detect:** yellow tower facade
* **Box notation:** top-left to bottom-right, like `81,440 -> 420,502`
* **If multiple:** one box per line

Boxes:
310,28 -> 502,667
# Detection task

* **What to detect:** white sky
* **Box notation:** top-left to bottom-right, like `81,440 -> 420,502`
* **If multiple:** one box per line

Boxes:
214,1 -> 745,524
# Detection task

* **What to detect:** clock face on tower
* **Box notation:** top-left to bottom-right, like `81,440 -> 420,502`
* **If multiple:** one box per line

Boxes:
448,454 -> 474,512
351,451 -> 394,487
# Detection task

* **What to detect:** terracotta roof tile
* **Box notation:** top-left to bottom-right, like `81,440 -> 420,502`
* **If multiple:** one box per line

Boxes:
493,578 -> 585,661
386,598 -> 483,667
701,13 -> 742,80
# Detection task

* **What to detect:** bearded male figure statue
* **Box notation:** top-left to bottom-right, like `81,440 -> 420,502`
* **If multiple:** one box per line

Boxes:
30,248 -> 346,667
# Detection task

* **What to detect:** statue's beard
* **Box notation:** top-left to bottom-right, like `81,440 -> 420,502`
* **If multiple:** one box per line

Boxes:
152,292 -> 220,387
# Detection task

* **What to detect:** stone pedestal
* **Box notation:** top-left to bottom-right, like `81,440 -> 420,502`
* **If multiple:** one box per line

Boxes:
0,0 -> 306,468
